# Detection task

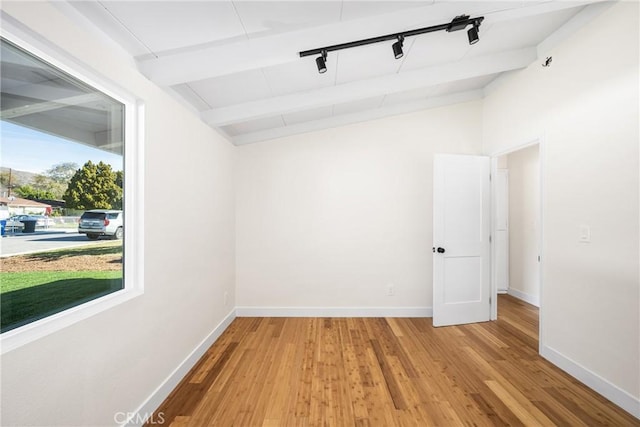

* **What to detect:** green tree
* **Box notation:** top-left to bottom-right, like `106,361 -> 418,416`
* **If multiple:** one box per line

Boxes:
112,170 -> 124,209
32,174 -> 51,190
15,185 -> 56,200
31,174 -> 66,200
63,161 -> 123,210
0,170 -> 10,187
46,162 -> 78,183
24,163 -> 79,199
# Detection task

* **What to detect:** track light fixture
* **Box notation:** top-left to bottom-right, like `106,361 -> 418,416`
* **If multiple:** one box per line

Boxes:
316,50 -> 327,74
300,14 -> 484,74
392,36 -> 404,60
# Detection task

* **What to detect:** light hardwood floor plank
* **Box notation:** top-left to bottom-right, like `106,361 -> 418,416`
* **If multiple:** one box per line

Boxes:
147,295 -> 639,426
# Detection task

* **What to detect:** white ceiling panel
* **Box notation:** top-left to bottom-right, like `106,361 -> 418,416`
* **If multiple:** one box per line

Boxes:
234,1 -> 342,38
68,1 -> 151,57
188,69 -> 272,108
340,1 -> 434,22
335,41 -> 404,85
399,27 -> 470,72
262,58 -> 336,97
283,106 -> 334,126
100,1 -> 246,54
468,7 -> 581,57
434,1 -> 526,18
332,96 -> 385,116
65,0 -> 605,145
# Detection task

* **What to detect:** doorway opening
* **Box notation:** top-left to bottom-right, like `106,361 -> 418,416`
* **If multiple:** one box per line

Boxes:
491,142 -> 542,330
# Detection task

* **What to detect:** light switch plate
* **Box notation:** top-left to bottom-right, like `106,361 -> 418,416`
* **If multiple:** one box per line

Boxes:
579,225 -> 591,243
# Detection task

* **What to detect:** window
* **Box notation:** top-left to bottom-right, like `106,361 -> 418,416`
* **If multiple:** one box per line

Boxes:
0,35 -> 143,349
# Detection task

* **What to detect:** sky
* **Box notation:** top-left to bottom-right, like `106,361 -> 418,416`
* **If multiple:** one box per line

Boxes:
1,121 -> 123,174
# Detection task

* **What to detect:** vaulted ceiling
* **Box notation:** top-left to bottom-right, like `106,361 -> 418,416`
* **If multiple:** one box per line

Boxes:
65,1 -> 608,145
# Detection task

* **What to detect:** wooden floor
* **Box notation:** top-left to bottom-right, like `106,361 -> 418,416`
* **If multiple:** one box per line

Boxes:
150,295 -> 639,426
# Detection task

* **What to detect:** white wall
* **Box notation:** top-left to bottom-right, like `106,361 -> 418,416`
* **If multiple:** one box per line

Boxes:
507,145 -> 540,306
0,2 -> 235,426
2,1 -> 638,424
483,1 -> 639,413
236,102 -> 483,313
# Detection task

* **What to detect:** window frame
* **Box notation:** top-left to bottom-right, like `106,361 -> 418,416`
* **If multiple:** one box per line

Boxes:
0,25 -> 145,353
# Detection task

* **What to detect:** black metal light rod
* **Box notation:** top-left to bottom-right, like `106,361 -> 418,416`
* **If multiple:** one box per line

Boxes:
299,15 -> 484,58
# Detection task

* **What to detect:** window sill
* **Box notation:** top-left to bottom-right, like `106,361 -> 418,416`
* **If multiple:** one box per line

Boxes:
1,287 -> 143,354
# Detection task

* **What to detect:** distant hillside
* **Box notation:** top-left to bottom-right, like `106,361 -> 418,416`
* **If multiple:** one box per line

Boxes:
0,166 -> 37,188
0,167 -> 37,197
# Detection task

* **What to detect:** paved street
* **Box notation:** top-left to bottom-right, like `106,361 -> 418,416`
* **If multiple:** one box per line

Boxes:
1,230 -> 110,257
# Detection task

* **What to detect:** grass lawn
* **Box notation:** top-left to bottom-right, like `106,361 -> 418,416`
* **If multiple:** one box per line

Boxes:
20,241 -> 123,261
1,242 -> 123,333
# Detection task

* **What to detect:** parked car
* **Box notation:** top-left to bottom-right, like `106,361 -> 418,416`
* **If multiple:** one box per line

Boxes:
78,210 -> 123,240
4,215 -> 28,231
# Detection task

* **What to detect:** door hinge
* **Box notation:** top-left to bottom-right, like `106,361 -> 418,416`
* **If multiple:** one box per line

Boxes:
489,173 -> 492,181
489,296 -> 492,304
489,235 -> 492,243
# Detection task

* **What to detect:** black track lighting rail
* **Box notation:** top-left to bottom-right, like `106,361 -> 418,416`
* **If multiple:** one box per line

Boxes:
299,15 -> 484,58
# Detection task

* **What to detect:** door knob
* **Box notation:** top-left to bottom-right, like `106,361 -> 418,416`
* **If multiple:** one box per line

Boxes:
437,247 -> 445,253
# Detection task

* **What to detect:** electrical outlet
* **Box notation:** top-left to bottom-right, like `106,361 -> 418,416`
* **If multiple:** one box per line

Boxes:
224,291 -> 228,306
386,283 -> 395,296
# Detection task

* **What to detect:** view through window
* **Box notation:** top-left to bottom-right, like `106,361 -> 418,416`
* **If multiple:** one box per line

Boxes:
0,38 -> 125,333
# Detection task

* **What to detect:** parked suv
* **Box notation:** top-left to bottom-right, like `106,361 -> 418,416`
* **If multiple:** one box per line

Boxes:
78,210 -> 123,240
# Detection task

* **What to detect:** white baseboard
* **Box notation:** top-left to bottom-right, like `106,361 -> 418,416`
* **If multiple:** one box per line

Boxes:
541,345 -> 640,419
236,306 -> 432,318
507,288 -> 540,307
123,309 -> 236,427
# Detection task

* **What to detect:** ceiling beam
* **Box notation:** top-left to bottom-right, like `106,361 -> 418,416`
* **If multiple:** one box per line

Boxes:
0,93 -> 105,119
6,113 -> 97,147
232,90 -> 484,146
137,0 -> 603,86
202,47 -> 536,127
1,79 -> 89,102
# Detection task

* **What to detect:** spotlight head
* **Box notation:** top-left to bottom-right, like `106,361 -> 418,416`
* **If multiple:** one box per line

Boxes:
467,24 -> 479,45
392,36 -> 404,60
316,50 -> 327,74
316,56 -> 327,73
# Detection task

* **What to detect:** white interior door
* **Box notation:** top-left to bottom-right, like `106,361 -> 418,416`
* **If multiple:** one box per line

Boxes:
433,154 -> 491,327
